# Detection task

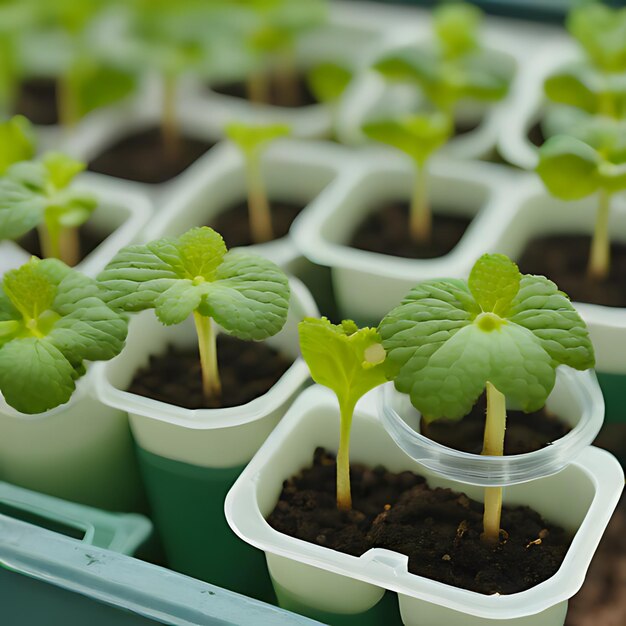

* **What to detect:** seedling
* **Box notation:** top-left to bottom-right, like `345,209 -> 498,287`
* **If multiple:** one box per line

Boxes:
536,127 -> 626,280
0,257 -> 128,414
373,3 -> 509,116
379,254 -> 594,543
362,111 -> 452,242
0,115 -> 36,175
98,227 -> 290,403
298,317 -> 387,510
225,121 -> 291,243
0,152 -> 96,266
237,0 -> 328,105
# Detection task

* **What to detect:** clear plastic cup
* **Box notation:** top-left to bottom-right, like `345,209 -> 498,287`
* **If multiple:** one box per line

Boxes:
378,367 -> 605,487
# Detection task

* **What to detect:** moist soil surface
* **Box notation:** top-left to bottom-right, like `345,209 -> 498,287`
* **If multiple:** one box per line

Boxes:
208,201 -> 303,248
422,392 -> 571,455
268,448 -> 572,595
350,203 -> 471,259
88,127 -> 214,184
128,335 -> 292,409
528,120 -> 546,148
210,73 -> 317,108
565,495 -> 626,626
18,224 -> 107,264
14,78 -> 59,126
518,234 -> 626,307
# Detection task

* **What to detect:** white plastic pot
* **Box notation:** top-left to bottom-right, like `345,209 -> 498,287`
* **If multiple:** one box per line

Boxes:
292,154 -> 519,324
144,139 -> 350,274
0,171 -> 152,278
225,385 -> 624,626
93,277 -> 318,468
0,369 -> 144,513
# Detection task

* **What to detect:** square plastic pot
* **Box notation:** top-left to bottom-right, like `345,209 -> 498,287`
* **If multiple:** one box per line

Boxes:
93,277 -> 318,600
225,385 -> 624,626
292,154 -> 518,324
0,171 -> 152,278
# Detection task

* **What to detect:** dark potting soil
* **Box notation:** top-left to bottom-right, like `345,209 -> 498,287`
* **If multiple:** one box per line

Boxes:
18,224 -> 107,264
422,393 -> 571,455
528,120 -> 546,148
268,448 -> 572,595
350,203 -> 471,259
454,117 -> 480,137
208,201 -> 303,248
565,495 -> 626,626
128,335 -> 292,409
14,78 -> 59,126
210,73 -> 317,108
518,235 -> 626,307
88,127 -> 215,184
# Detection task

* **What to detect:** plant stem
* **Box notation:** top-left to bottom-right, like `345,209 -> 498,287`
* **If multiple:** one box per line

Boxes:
57,73 -> 79,128
410,162 -> 431,243
588,189 -> 611,281
59,227 -> 80,266
162,73 -> 180,162
193,311 -> 221,402
247,70 -> 269,104
246,153 -> 273,243
337,398 -> 355,511
481,381 -> 506,545
38,221 -> 61,261
275,47 -> 299,107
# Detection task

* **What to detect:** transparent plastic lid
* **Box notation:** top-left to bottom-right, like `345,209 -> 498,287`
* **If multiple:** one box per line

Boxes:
378,367 -> 605,487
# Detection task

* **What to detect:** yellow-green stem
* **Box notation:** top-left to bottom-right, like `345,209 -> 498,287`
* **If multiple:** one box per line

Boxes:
162,74 -> 180,161
481,381 -> 506,544
193,312 -> 221,402
59,227 -> 80,266
275,48 -> 299,107
588,190 -> 611,281
246,153 -> 273,243
57,74 -> 79,128
337,398 -> 355,511
38,221 -> 80,266
410,163 -> 431,243
247,70 -> 269,104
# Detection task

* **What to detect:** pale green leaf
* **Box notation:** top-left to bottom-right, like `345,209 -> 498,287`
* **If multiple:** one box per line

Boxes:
43,153 -> 86,190
0,116 -> 36,175
299,317 -> 387,410
225,122 -> 291,157
468,253 -> 521,316
434,3 -> 481,59
178,226 -> 227,281
307,62 -> 352,103
154,280 -> 203,326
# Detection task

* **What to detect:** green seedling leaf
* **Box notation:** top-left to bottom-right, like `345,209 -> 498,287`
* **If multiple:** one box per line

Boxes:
434,2 -> 481,59
0,152 -> 96,265
225,121 -> 291,157
379,253 -> 595,422
567,2 -> 626,73
0,116 -> 36,175
306,62 -> 352,104
299,317 -> 387,510
362,112 -> 452,166
0,257 -> 128,414
226,121 -> 291,243
98,226 -> 290,402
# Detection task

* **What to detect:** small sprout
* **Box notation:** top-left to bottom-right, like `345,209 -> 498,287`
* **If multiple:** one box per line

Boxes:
0,153 -> 97,266
225,121 -> 291,243
0,116 -> 36,175
306,62 -> 353,104
536,127 -> 626,280
379,254 -> 594,543
298,317 -> 388,511
373,3 -> 509,115
544,64 -> 626,119
98,227 -> 290,404
362,111 -> 452,243
0,257 -> 128,414
567,2 -> 626,74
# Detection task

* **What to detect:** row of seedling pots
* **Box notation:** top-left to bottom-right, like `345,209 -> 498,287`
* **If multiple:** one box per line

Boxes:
225,254 -> 623,625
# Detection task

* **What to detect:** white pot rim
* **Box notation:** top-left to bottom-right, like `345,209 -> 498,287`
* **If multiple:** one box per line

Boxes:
225,385 -> 624,620
93,277 -> 315,431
